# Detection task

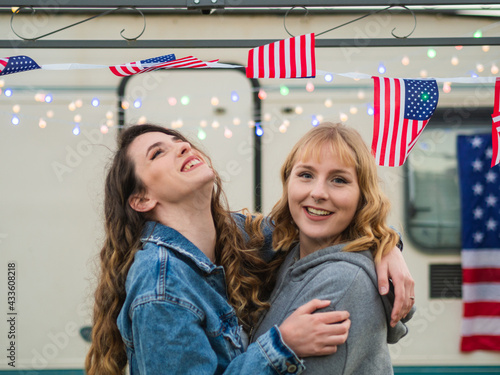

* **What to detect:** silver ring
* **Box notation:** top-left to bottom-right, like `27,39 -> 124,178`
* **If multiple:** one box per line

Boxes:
409,296 -> 415,300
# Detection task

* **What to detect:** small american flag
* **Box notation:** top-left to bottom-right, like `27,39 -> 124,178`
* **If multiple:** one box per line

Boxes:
154,56 -> 214,70
0,55 -> 41,76
491,77 -> 500,167
371,77 -> 439,167
458,133 -> 500,352
246,33 -> 315,79
109,54 -> 176,77
109,55 -> 213,77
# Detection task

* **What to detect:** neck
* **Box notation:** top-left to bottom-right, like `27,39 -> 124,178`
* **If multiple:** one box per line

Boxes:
299,236 -> 341,259
154,199 -> 217,263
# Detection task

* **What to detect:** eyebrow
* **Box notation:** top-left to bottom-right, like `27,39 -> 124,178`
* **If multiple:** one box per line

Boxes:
145,141 -> 165,157
296,163 -> 353,176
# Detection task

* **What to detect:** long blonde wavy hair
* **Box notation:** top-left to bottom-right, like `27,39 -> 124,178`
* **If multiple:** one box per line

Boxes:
85,124 -> 275,375
269,122 -> 398,263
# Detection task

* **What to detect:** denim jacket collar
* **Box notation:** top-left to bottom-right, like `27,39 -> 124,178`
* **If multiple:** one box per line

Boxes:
141,221 -> 217,274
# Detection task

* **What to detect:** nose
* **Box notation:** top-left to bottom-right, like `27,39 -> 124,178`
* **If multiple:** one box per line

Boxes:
177,141 -> 192,156
310,180 -> 328,203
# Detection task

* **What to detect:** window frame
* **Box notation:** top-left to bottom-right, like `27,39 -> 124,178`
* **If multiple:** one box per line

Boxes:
403,107 -> 493,254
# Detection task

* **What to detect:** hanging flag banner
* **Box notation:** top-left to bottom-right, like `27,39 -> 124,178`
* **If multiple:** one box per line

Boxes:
109,55 -> 223,77
246,33 -> 316,79
371,77 -> 439,167
491,77 -> 500,168
458,133 -> 500,352
109,53 -> 176,77
0,55 -> 41,76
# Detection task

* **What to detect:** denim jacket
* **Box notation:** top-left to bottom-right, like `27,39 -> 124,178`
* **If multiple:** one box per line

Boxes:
117,219 -> 304,375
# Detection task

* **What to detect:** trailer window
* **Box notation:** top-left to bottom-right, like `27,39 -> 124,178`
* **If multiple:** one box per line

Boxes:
404,108 -> 491,253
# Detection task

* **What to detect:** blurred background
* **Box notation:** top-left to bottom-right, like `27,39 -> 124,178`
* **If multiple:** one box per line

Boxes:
0,2 -> 499,373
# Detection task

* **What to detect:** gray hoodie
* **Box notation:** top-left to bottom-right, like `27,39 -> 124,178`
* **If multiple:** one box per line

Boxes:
251,243 -> 414,374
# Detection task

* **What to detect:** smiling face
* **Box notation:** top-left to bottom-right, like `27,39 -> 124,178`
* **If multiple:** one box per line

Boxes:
127,131 -> 215,212
287,145 -> 361,256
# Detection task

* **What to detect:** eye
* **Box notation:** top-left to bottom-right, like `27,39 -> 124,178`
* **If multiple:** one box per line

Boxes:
332,177 -> 347,184
298,172 -> 313,179
151,149 -> 163,160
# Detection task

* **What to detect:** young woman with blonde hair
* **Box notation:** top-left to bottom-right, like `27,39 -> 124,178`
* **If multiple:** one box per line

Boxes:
252,122 -> 415,374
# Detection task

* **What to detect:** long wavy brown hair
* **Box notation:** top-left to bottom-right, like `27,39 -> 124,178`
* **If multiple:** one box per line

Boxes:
269,122 -> 398,263
85,124 -> 275,375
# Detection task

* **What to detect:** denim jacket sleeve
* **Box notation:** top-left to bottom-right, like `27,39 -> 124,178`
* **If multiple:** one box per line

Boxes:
131,300 -> 305,375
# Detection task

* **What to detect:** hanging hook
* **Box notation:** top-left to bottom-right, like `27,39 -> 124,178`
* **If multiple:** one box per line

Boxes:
283,5 -> 417,39
390,6 -> 417,39
283,7 -> 310,38
120,8 -> 146,41
11,6 -> 146,42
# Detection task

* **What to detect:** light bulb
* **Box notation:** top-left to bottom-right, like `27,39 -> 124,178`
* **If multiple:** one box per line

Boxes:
255,124 -> 264,137
197,128 -> 207,140
280,86 -> 289,96
180,96 -> 190,105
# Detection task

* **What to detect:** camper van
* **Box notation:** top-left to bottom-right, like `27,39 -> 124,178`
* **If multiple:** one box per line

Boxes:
1,3 -> 499,374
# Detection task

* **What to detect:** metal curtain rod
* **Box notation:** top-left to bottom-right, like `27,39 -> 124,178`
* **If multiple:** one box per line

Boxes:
1,37 -> 499,49
1,1 -> 500,7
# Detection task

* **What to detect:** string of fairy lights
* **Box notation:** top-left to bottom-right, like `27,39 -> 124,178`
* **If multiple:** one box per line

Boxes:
1,40 -> 499,140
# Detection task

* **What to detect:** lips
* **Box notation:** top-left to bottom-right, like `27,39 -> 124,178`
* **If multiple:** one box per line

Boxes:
181,156 -> 202,172
303,206 -> 334,221
306,207 -> 333,216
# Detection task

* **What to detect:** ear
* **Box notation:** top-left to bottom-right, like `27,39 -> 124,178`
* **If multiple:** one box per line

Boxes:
128,193 -> 157,213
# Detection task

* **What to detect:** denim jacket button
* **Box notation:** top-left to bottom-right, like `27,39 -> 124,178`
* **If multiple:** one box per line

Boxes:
287,364 -> 297,373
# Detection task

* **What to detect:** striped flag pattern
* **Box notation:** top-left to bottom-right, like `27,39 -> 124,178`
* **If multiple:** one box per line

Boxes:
458,133 -> 500,351
371,77 -> 439,167
0,55 -> 41,76
109,55 -> 214,77
491,77 -> 500,167
109,54 -> 176,77
246,33 -> 315,79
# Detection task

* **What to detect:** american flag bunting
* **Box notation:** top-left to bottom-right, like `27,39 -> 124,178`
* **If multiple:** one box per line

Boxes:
491,77 -> 500,168
246,33 -> 316,79
371,77 -> 439,167
109,54 -> 176,77
0,55 -> 41,76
